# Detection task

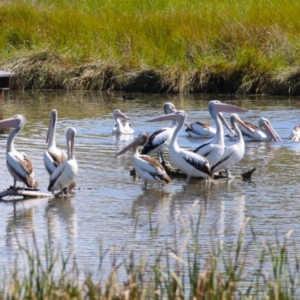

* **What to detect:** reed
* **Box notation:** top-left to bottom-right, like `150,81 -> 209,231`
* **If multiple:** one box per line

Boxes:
2,203 -> 300,299
1,0 -> 300,93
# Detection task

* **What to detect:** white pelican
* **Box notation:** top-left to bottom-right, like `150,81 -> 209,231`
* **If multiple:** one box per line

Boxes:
44,109 -> 67,175
112,109 -> 134,134
211,114 -> 253,178
147,110 -> 212,183
115,132 -> 170,189
290,125 -> 300,141
48,127 -> 78,197
0,115 -> 38,189
193,101 -> 248,166
141,102 -> 177,162
228,117 -> 281,142
185,113 -> 234,138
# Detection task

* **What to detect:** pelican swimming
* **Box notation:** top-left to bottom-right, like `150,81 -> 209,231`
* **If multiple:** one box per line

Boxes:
115,132 -> 170,189
290,125 -> 300,141
147,110 -> 212,183
0,115 -> 38,189
211,114 -> 253,178
193,101 -> 248,166
48,127 -> 78,197
228,117 -> 281,142
141,102 -> 177,162
185,113 -> 234,138
112,109 -> 134,134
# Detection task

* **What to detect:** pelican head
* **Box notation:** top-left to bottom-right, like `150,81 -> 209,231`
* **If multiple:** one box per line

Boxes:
258,117 -> 281,142
0,114 -> 26,130
230,113 -> 253,135
116,132 -> 149,157
163,102 -> 177,114
46,109 -> 58,143
290,125 -> 300,141
209,100 -> 248,114
113,109 -> 130,121
147,110 -> 187,124
66,127 -> 76,158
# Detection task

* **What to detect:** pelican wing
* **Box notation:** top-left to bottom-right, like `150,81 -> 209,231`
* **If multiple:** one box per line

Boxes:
193,142 -> 214,157
186,122 -> 215,136
48,162 -> 67,190
48,150 -> 67,167
211,149 -> 234,173
181,150 -> 212,176
139,155 -> 170,183
141,128 -> 168,154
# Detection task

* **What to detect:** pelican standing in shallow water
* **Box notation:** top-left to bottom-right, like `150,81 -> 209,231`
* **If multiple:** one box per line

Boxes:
48,127 -> 78,197
141,102 -> 177,162
44,109 -> 67,174
112,109 -> 134,134
228,117 -> 281,142
211,114 -> 253,178
115,132 -> 170,189
147,111 -> 212,183
0,115 -> 38,189
193,100 -> 248,166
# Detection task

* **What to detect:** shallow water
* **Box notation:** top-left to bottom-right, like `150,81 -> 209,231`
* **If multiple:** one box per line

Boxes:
0,90 -> 300,278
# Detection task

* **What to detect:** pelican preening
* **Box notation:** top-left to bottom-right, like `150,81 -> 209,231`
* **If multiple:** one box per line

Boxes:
193,101 -> 248,166
116,132 -> 170,189
141,102 -> 177,162
112,109 -> 134,134
0,115 -> 39,189
227,117 -> 281,142
185,113 -> 234,138
48,127 -> 78,197
211,114 -> 253,178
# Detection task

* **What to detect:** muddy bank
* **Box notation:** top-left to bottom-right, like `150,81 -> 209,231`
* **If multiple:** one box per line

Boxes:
1,52 -> 300,95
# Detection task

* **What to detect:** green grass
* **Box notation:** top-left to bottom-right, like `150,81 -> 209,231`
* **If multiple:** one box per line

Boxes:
2,207 -> 300,299
1,0 -> 300,93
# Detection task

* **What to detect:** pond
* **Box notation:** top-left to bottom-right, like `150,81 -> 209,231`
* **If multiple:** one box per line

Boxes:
0,90 -> 299,279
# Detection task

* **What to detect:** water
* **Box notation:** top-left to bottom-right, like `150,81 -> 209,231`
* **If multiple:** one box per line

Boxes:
0,90 -> 300,279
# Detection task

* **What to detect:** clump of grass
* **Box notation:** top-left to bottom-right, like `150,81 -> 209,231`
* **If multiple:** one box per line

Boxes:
2,202 -> 300,299
1,0 -> 300,93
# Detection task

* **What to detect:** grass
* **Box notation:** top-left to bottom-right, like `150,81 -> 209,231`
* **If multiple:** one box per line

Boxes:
2,203 -> 300,299
1,0 -> 300,93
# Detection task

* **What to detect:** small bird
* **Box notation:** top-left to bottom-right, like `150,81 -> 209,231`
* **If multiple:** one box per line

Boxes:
48,127 -> 78,197
0,114 -> 38,189
115,132 -> 170,189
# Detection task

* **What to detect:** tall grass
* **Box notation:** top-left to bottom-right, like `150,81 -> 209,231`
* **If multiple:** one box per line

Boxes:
2,203 -> 300,299
1,0 -> 300,93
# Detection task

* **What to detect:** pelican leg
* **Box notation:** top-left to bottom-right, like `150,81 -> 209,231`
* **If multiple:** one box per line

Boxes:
225,168 -> 233,178
143,181 -> 147,190
186,175 -> 191,184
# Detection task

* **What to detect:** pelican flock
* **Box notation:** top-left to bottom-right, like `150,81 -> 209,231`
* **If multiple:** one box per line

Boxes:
0,98 -> 287,195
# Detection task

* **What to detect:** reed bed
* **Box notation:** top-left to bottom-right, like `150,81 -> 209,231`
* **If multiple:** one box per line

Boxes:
2,204 -> 300,300
1,0 -> 300,93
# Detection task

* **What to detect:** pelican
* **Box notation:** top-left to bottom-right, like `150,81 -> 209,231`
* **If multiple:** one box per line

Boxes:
211,114 -> 253,178
147,110 -> 212,183
112,109 -> 134,134
44,109 -> 67,175
290,125 -> 300,141
141,102 -> 177,162
193,101 -> 248,166
48,127 -> 78,197
228,117 -> 281,142
115,132 -> 170,189
185,113 -> 234,138
0,115 -> 38,189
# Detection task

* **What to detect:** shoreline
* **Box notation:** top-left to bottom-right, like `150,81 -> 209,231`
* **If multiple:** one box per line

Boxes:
1,51 -> 300,95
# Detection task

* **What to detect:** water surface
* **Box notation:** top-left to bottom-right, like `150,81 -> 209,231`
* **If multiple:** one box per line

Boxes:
0,90 -> 300,278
